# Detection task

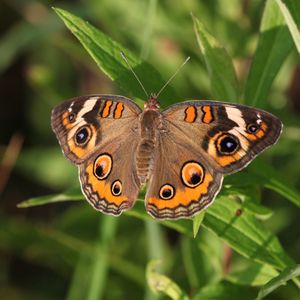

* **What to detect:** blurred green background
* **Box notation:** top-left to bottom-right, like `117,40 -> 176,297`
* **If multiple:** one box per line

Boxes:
0,0 -> 300,299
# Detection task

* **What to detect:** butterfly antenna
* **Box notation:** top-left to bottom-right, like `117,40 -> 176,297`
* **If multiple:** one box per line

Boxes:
155,56 -> 190,98
121,51 -> 149,98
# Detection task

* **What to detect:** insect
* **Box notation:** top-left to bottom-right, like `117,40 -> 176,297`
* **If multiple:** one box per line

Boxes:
51,56 -> 282,220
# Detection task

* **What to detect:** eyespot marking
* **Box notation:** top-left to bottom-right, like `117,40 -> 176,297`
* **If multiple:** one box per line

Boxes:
201,106 -> 214,124
181,161 -> 204,188
184,106 -> 197,123
111,180 -> 122,196
159,184 -> 175,200
101,100 -> 113,118
93,154 -> 112,180
68,112 -> 76,122
247,123 -> 259,134
75,126 -> 91,145
216,134 -> 240,155
113,102 -> 124,119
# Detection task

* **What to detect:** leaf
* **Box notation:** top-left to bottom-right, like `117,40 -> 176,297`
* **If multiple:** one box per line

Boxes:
242,201 -> 273,220
275,0 -> 300,53
248,160 -> 300,208
256,264 -> 300,299
53,7 -> 177,103
193,281 -> 256,300
285,0 -> 300,27
22,190 -> 295,272
226,263 -> 279,286
87,216 -> 118,300
127,199 -> 294,271
193,211 -> 205,238
244,0 -> 294,107
202,196 -> 294,270
224,159 -> 300,208
181,232 -> 223,289
146,260 -> 190,300
17,187 -> 83,208
192,14 -> 239,102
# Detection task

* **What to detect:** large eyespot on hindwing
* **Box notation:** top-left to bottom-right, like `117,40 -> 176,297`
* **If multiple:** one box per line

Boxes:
159,184 -> 175,200
111,180 -> 122,196
181,161 -> 205,188
74,125 -> 92,146
216,133 -> 240,155
93,154 -> 112,180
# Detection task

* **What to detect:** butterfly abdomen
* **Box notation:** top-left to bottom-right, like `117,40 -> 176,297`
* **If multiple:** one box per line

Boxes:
136,110 -> 162,184
136,139 -> 155,184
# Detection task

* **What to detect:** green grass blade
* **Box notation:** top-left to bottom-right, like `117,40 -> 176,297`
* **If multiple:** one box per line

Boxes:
224,159 -> 300,208
192,14 -> 239,102
146,260 -> 190,300
285,0 -> 300,26
140,0 -> 157,59
226,263 -> 279,286
192,211 -> 205,238
275,0 -> 300,53
87,216 -> 118,300
256,264 -> 300,299
17,187 -> 83,208
244,0 -> 294,107
248,160 -> 300,207
66,252 -> 92,300
193,281 -> 256,300
53,7 -> 177,102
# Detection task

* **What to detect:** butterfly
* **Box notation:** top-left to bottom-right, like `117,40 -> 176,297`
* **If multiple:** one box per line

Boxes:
51,94 -> 282,220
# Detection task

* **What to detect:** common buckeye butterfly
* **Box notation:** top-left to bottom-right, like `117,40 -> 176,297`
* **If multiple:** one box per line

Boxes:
51,93 -> 282,220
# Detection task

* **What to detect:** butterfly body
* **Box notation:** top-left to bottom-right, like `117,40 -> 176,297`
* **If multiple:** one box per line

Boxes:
51,95 -> 282,220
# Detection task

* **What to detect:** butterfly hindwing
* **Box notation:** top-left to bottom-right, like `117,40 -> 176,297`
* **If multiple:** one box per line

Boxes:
79,133 -> 141,216
145,129 -> 224,219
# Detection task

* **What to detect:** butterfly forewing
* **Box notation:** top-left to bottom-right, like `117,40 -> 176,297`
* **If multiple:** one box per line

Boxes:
162,101 -> 283,174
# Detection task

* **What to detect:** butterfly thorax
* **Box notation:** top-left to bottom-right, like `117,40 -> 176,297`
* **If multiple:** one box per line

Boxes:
136,107 -> 163,185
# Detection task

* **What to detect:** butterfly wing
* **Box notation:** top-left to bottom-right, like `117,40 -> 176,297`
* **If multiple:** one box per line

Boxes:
51,95 -> 142,215
145,100 -> 282,220
145,132 -> 224,219
162,101 -> 283,174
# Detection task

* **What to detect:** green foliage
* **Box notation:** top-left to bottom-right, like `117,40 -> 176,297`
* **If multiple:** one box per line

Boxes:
1,1 -> 300,300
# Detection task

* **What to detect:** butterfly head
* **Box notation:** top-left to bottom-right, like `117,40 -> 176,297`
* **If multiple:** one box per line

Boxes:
144,94 -> 160,111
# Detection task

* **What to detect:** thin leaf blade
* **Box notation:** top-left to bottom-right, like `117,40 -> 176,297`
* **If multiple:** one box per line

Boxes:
275,0 -> 300,53
192,14 -> 239,102
53,7 -> 177,102
244,0 -> 294,107
256,264 -> 300,299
